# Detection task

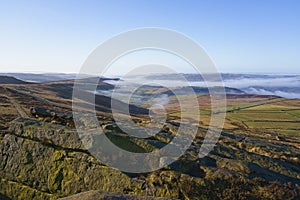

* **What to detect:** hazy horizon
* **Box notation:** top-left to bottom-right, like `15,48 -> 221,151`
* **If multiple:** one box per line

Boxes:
1,71 -> 300,76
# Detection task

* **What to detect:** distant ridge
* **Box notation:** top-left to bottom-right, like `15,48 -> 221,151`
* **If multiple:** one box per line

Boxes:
0,73 -> 77,83
0,73 -> 120,83
0,76 -> 31,84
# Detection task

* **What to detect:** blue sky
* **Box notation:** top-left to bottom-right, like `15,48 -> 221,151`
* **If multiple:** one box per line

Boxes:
0,0 -> 299,74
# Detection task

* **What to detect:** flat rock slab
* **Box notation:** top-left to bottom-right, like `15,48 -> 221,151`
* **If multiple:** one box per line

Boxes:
58,190 -> 177,200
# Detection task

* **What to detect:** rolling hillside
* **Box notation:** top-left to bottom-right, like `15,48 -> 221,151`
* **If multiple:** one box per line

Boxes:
0,76 -> 31,84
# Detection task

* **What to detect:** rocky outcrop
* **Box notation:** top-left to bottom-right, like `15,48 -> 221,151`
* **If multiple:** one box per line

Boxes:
0,119 -> 134,199
1,118 -> 299,200
0,119 -> 205,200
30,107 -> 74,127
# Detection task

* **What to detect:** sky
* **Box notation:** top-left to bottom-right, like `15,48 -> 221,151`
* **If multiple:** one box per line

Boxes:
0,0 -> 299,74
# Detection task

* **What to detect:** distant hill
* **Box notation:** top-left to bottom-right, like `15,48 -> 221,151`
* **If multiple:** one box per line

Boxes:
160,86 -> 245,96
0,76 -> 31,84
0,73 -> 120,83
133,73 -> 300,99
0,73 -> 77,83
